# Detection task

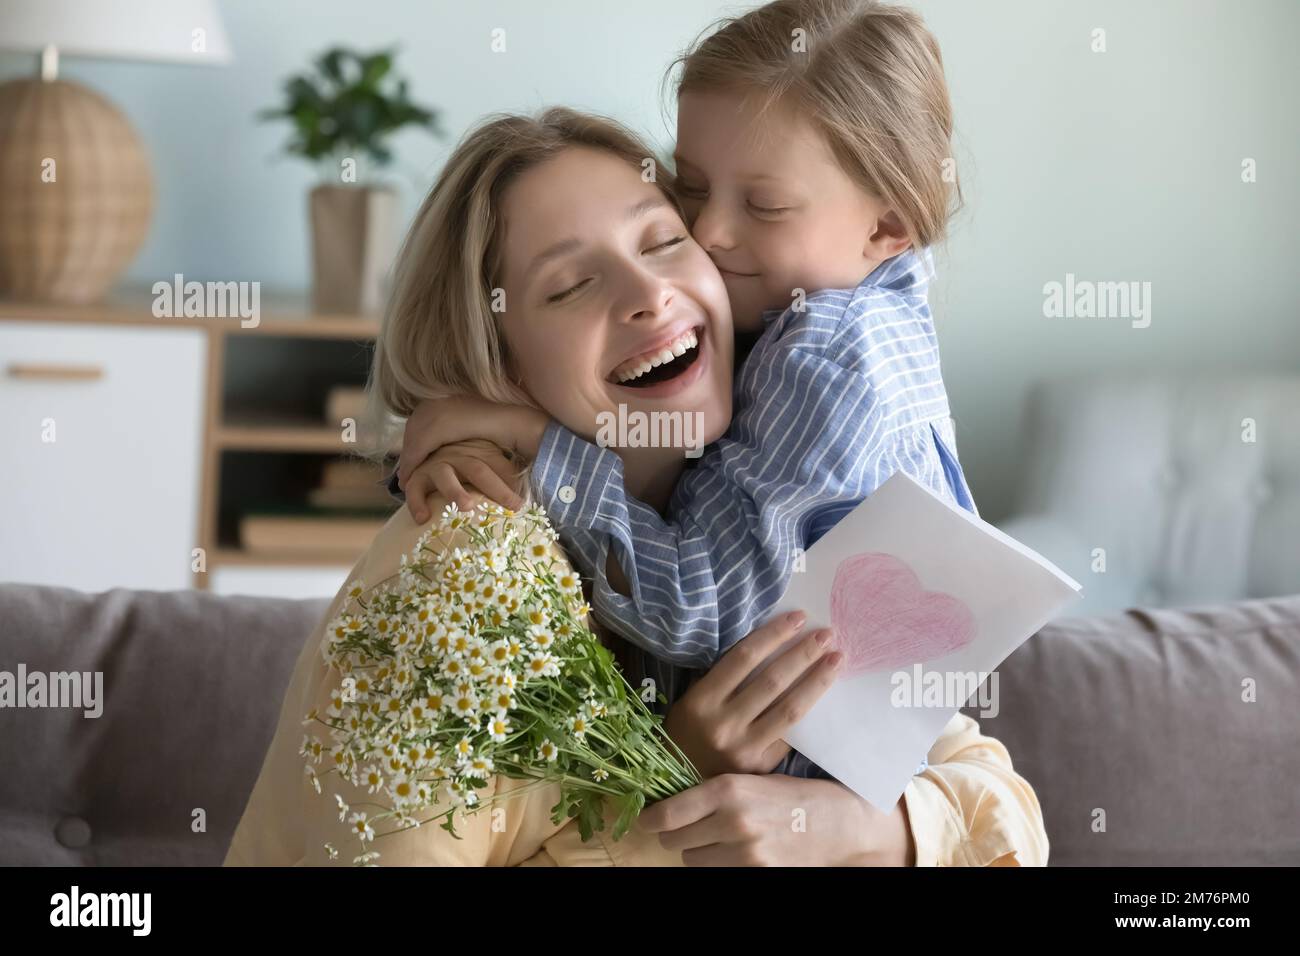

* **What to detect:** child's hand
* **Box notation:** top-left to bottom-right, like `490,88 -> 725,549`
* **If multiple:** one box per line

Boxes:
396,396 -> 548,490
663,611 -> 842,778
403,439 -> 525,522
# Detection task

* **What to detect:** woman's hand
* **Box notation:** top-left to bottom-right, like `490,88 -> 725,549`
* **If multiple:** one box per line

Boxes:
403,439 -> 525,521
638,773 -> 915,866
663,611 -> 841,777
396,396 -> 549,489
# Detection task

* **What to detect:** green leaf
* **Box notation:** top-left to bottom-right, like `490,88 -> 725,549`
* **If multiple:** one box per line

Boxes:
361,51 -> 392,88
257,45 -> 441,168
575,793 -> 605,842
318,48 -> 346,84
612,790 -> 644,841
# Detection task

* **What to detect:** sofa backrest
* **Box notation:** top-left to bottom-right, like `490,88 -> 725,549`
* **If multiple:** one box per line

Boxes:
1008,374 -> 1300,613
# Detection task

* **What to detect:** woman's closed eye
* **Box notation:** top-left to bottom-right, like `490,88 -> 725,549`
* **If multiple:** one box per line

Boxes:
648,235 -> 687,253
747,200 -> 791,215
546,278 -> 591,304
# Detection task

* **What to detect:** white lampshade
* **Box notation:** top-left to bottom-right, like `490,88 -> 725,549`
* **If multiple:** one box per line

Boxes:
0,0 -> 232,65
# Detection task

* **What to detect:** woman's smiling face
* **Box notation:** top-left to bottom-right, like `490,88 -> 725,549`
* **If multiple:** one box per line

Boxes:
495,146 -> 734,450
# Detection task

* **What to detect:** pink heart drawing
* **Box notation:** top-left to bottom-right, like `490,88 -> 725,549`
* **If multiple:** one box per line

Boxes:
829,552 -> 976,675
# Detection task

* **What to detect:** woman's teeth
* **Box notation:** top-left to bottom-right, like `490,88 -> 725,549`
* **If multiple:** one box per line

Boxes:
613,329 -> 699,384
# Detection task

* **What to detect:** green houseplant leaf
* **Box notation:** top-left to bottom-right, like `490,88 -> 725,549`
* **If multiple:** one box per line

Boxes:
259,46 -> 443,175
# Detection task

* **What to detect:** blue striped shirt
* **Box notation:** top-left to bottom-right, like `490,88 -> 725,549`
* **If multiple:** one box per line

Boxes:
530,247 -> 977,669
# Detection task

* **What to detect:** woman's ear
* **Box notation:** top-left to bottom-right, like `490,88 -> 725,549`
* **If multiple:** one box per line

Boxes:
864,208 -> 912,262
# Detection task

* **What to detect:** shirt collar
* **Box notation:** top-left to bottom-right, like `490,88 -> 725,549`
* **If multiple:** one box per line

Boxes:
757,246 -> 935,327
858,245 -> 936,297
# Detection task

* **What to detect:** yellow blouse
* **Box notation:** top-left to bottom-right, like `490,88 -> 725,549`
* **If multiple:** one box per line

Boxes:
223,500 -> 1048,867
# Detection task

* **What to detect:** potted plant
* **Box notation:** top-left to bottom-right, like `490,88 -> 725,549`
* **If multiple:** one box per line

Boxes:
259,47 -> 442,315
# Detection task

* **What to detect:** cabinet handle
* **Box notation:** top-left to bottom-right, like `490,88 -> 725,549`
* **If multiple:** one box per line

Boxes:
6,363 -> 105,381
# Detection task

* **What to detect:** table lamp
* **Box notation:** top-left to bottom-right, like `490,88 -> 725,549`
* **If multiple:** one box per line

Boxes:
0,0 -> 231,303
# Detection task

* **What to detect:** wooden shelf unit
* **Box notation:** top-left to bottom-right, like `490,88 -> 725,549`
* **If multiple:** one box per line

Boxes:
1,290 -> 393,593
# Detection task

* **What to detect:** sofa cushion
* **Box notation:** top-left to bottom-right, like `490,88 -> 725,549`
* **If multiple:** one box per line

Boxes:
0,583 -> 327,866
964,593 -> 1300,865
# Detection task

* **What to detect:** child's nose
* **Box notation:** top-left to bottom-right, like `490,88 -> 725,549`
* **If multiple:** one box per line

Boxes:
691,198 -> 738,252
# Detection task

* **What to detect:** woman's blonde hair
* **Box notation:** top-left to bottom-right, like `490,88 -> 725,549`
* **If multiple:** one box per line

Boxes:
668,0 -> 960,251
362,107 -> 681,460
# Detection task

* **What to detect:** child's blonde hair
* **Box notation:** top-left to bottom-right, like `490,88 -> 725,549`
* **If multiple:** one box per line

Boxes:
669,0 -> 960,251
362,107 -> 681,460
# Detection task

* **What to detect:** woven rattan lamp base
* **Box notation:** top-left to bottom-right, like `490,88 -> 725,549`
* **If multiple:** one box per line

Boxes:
0,77 -> 153,304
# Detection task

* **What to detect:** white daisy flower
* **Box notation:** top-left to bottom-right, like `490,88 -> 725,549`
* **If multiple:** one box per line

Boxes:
537,739 -> 559,762
453,736 -> 474,761
525,652 -> 560,679
389,772 -> 416,807
483,547 -> 508,574
487,639 -> 513,667
349,812 -> 375,842
567,713 -> 590,741
451,689 -> 479,720
486,712 -> 512,742
300,735 -> 325,763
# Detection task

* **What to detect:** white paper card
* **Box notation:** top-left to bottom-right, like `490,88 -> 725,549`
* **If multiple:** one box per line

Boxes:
769,471 -> 1083,811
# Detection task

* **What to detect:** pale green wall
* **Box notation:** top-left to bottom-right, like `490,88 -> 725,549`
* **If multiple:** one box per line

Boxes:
3,0 -> 1296,520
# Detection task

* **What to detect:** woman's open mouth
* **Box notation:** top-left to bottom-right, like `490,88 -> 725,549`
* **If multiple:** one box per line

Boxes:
608,326 -> 705,389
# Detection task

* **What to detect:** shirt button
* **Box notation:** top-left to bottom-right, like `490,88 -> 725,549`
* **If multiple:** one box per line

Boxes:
558,485 -> 576,504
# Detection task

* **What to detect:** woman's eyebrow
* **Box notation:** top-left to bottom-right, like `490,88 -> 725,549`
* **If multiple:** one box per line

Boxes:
525,237 -> 582,284
627,197 -> 670,219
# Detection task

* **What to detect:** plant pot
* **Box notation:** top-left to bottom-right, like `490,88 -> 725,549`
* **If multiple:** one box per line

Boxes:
308,184 -> 398,315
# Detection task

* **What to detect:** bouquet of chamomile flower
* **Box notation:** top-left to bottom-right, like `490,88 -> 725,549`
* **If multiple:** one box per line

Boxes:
300,500 -> 700,865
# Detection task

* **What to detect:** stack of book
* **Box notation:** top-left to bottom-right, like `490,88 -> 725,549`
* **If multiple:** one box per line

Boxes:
323,385 -> 367,431
238,458 -> 395,559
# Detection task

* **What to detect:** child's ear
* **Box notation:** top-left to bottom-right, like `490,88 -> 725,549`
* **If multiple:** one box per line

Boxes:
864,208 -> 912,261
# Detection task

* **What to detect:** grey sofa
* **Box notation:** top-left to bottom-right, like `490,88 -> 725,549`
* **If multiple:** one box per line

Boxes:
2,581 -> 1297,866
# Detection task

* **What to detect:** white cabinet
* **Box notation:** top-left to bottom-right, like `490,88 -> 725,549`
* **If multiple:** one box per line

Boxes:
0,321 -> 206,591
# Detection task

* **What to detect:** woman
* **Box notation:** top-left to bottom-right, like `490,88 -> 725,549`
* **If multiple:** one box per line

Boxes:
224,108 -> 1046,866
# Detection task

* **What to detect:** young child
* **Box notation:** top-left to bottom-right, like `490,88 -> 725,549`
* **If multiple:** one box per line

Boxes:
395,0 -> 974,671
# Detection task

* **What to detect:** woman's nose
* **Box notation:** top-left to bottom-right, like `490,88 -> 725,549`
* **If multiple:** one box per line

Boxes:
617,264 -> 675,322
